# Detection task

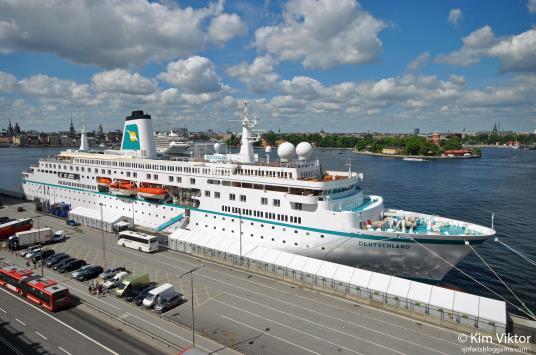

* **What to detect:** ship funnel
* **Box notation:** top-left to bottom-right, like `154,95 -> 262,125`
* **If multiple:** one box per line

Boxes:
121,110 -> 157,159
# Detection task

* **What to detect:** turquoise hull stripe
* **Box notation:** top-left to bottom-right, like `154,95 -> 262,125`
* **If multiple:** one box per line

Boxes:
24,180 -> 485,245
157,213 -> 184,232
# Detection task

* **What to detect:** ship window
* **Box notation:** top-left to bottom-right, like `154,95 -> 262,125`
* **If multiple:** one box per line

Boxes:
153,174 -> 158,180
294,242 -> 298,246
229,193 -> 235,201
240,195 -> 246,202
271,238 -> 274,241
169,176 -> 174,182
204,191 -> 210,197
190,178 -> 195,185
214,192 -> 220,199
133,172 -> 137,178
273,199 -> 280,207
261,197 -> 268,205
146,174 -> 151,179
321,247 -> 325,250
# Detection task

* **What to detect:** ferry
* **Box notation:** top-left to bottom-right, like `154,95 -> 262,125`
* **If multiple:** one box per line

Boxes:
21,103 -> 495,280
155,131 -> 191,155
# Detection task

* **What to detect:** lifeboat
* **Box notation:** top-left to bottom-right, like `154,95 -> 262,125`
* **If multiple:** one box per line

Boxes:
109,180 -> 138,197
137,184 -> 168,201
97,177 -> 112,192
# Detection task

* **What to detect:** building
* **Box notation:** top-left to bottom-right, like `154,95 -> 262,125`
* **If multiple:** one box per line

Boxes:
413,128 -> 420,135
69,117 -> 75,137
442,149 -> 472,157
431,132 -> 440,145
382,146 -> 401,155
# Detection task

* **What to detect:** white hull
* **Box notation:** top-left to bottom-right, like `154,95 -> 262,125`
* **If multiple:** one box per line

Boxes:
109,188 -> 137,197
138,192 -> 167,200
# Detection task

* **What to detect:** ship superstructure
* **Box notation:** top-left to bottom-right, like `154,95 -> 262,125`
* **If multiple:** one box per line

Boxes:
22,104 -> 495,280
154,130 -> 191,155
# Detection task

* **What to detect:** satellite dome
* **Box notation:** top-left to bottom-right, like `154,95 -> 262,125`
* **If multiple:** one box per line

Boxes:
277,142 -> 295,161
296,142 -> 313,160
214,142 -> 224,153
265,146 -> 272,153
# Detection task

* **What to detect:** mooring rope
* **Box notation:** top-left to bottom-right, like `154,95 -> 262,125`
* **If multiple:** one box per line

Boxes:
494,238 -> 536,266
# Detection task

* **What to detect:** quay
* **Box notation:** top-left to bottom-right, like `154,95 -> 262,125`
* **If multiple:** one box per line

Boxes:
1,201 -> 534,354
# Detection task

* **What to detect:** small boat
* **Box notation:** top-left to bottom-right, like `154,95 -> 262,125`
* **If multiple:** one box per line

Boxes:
403,157 -> 427,162
97,177 -> 112,192
137,184 -> 168,200
109,180 -> 137,197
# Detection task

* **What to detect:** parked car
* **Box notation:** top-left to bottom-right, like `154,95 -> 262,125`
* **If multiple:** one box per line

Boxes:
75,265 -> 103,281
30,249 -> 55,263
133,285 -> 157,305
44,252 -> 63,264
66,219 -> 80,226
124,283 -> 156,302
143,283 -> 175,308
18,245 -> 40,257
154,293 -> 184,313
25,248 -> 42,259
99,266 -> 126,280
58,259 -> 86,273
53,257 -> 76,271
103,271 -> 128,289
70,265 -> 92,279
46,254 -> 70,268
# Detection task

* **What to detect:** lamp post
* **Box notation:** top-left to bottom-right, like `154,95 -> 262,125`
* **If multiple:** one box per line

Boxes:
239,209 -> 242,265
177,265 -> 204,349
99,203 -> 107,268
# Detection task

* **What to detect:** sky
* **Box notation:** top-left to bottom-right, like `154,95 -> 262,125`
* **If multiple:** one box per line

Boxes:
0,0 -> 535,133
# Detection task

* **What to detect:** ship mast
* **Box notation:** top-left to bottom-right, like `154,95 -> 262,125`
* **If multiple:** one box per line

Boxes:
238,101 -> 260,164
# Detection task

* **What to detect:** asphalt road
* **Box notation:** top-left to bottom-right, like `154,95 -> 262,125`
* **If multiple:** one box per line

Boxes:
1,202 -> 528,355
0,286 -> 168,355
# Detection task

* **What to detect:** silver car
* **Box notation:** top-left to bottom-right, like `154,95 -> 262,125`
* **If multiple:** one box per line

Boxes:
71,265 -> 92,279
98,266 -> 126,280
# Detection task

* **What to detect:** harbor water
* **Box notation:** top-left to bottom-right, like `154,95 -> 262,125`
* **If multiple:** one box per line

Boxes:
1,146 -> 535,316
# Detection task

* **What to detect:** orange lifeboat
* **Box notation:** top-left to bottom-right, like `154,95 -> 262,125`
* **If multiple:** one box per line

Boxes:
137,184 -> 168,201
97,177 -> 112,192
109,180 -> 137,197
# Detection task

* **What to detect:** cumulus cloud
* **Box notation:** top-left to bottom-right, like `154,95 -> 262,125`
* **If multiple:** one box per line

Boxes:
158,56 -> 224,94
254,0 -> 385,69
448,9 -> 462,27
92,69 -> 157,95
406,51 -> 430,72
0,71 -> 17,92
0,0 -> 245,68
226,56 -> 279,93
437,26 -> 536,72
208,13 -> 247,45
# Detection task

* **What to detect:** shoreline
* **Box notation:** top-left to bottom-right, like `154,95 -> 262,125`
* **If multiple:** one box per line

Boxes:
352,150 -> 480,160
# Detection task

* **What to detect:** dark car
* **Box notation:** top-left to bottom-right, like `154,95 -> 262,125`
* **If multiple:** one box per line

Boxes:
53,257 -> 76,271
154,293 -> 184,313
30,249 -> 55,263
46,254 -> 69,267
75,265 -> 103,281
133,285 -> 157,306
124,283 -> 156,302
44,252 -> 64,264
66,219 -> 80,226
59,259 -> 86,273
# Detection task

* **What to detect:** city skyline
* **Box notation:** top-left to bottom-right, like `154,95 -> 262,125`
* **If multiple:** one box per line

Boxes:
0,0 -> 535,133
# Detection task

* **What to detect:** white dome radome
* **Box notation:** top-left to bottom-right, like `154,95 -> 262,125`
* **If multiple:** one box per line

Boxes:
265,146 -> 272,153
277,141 -> 295,161
214,142 -> 224,153
296,142 -> 313,160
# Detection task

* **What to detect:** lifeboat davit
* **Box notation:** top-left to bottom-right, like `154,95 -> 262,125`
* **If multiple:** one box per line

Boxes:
109,180 -> 137,197
137,184 -> 168,201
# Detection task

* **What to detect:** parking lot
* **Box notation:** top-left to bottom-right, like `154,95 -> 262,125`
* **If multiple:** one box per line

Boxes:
1,201 -> 522,355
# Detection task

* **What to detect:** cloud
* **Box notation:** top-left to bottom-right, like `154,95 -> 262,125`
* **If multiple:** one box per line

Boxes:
92,69 -> 157,95
437,26 -> 536,72
448,8 -> 462,27
0,0 -> 245,68
226,56 -> 279,93
208,13 -> 247,45
528,0 -> 536,13
0,71 -> 17,92
406,51 -> 430,72
158,56 -> 224,94
254,0 -> 385,69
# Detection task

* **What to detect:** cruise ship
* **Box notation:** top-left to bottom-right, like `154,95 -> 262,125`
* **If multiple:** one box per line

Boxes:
154,130 -> 191,155
21,103 -> 495,280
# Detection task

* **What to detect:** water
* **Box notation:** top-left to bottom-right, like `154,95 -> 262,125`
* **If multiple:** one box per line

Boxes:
1,146 -> 535,316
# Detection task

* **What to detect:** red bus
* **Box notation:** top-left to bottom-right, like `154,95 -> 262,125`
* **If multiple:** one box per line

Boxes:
0,265 -> 34,294
0,218 -> 33,240
24,277 -> 70,311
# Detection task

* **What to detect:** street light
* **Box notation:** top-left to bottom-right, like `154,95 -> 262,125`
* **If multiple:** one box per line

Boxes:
99,203 -> 107,269
177,265 -> 204,349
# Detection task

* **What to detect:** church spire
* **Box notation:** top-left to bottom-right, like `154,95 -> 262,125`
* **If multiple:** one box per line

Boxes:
69,115 -> 75,137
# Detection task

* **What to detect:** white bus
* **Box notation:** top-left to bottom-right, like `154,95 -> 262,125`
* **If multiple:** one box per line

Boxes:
117,231 -> 159,253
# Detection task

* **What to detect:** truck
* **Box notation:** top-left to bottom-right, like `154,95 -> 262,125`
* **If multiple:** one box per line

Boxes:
115,273 -> 150,297
142,283 -> 175,308
8,228 -> 53,250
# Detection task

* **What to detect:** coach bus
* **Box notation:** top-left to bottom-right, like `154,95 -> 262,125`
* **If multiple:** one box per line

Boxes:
117,231 -> 159,253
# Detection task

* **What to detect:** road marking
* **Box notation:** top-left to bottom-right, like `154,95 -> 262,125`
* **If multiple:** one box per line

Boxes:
35,331 -> 48,340
0,334 -> 24,355
222,315 -> 322,355
58,346 -> 73,355
15,318 -> 26,326
0,288 -> 120,355
215,299 -> 365,355
0,307 -> 7,313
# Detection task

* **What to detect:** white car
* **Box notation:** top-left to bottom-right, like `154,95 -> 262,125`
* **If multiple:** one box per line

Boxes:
25,248 -> 42,259
103,271 -> 128,289
18,245 -> 40,257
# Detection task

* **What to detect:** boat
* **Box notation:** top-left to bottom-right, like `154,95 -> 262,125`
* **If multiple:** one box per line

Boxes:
137,184 -> 168,201
155,131 -> 191,155
109,180 -> 137,197
21,105 -> 496,280
403,157 -> 427,162
97,177 -> 112,192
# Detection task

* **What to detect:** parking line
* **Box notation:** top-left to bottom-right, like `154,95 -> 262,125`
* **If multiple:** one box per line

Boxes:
58,346 -> 73,355
0,307 -> 7,313
35,331 -> 48,340
15,318 -> 26,326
